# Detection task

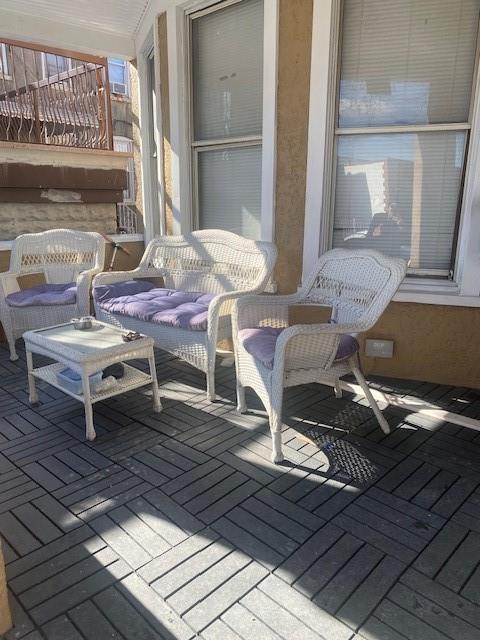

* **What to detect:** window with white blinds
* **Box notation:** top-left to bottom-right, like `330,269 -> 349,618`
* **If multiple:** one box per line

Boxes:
332,0 -> 480,275
189,0 -> 264,239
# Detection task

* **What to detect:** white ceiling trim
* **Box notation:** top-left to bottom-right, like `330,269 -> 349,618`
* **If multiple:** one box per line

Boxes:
0,7 -> 135,58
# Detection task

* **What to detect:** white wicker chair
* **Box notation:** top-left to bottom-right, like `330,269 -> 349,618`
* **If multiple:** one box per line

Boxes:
233,249 -> 407,463
93,229 -> 277,400
0,229 -> 105,361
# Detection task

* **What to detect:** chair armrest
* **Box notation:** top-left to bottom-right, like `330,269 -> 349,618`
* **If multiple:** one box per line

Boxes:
76,266 -> 104,315
92,268 -> 151,288
0,272 -> 21,300
272,321 -> 363,374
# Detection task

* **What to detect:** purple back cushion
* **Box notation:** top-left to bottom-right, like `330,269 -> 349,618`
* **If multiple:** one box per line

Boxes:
6,282 -> 77,307
238,326 -> 359,369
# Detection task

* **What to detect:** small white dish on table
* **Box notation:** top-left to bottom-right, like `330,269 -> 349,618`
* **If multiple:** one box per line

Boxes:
23,320 -> 161,441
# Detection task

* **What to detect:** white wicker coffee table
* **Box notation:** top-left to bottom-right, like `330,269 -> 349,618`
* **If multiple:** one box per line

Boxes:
23,320 -> 161,441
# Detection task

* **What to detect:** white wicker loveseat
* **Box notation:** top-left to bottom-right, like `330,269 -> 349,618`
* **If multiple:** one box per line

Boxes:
0,229 -> 105,361
93,230 -> 277,400
233,249 -> 406,462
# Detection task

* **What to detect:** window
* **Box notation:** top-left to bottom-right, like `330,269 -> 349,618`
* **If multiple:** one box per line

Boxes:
330,0 -> 480,277
0,44 -> 9,76
43,53 -> 70,78
188,0 -> 264,239
108,59 -> 129,96
113,137 -> 135,203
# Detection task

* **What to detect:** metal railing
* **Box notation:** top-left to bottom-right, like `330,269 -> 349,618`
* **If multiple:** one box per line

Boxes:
0,40 -> 113,149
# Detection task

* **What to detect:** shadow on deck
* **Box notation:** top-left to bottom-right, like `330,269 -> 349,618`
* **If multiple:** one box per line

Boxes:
1,343 -> 480,640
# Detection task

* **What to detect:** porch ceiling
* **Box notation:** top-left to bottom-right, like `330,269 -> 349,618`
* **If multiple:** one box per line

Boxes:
0,0 -> 151,59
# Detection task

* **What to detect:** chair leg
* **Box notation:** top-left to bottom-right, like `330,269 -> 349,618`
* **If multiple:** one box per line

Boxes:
6,333 -> 18,362
269,405 -> 284,464
334,379 -> 343,398
236,383 -> 247,413
206,368 -> 216,402
351,363 -> 390,434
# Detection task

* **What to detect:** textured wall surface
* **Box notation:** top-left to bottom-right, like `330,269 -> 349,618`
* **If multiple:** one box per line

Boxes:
274,0 -> 313,294
0,203 -> 117,239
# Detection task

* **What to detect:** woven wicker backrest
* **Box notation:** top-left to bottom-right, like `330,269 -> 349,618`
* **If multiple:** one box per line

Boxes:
10,229 -> 104,284
140,230 -> 277,295
303,249 -> 406,329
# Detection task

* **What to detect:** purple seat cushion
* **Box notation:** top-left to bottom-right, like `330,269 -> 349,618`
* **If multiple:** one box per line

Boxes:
6,282 -> 77,307
238,326 -> 359,369
94,280 -> 214,331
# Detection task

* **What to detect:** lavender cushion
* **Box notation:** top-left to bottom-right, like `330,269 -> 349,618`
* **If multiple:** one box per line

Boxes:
238,326 -> 359,369
94,281 -> 214,331
6,282 -> 77,308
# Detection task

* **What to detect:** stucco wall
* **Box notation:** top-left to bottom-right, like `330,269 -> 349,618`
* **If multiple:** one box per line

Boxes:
274,0 -> 313,294
0,203 -> 117,239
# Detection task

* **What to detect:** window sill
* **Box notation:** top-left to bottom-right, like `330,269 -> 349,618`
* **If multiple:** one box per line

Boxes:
394,287 -> 480,307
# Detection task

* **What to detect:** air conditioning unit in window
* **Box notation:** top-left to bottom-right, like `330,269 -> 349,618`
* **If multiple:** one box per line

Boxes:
111,82 -> 128,96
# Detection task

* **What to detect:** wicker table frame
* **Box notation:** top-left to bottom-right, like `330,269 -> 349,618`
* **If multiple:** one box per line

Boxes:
23,322 -> 161,441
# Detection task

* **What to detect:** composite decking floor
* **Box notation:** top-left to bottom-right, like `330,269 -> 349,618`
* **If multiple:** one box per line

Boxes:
1,343 -> 480,640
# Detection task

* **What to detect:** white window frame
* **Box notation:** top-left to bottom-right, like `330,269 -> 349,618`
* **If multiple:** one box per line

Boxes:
303,0 -> 480,307
136,28 -> 164,241
108,58 -> 130,96
167,0 -> 278,240
0,43 -> 9,77
41,52 -> 71,79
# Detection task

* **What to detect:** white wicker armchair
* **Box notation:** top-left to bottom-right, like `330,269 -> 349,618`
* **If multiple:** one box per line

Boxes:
0,229 -> 105,361
233,249 -> 407,463
93,230 -> 277,400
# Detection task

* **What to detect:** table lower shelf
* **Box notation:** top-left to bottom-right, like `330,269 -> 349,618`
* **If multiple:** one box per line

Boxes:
31,362 -> 153,404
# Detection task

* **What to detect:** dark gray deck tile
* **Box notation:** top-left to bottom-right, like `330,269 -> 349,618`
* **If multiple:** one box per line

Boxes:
197,479 -> 261,524
68,600 -> 124,640
143,487 -> 203,536
296,533 -> 363,598
121,456 -> 169,486
241,591 -> 324,640
12,503 -> 62,544
138,529 -> 218,585
412,468 -> 458,510
20,546 -> 119,610
389,582 -> 480,640
201,619 -> 244,640
168,548 -> 251,614
9,535 -> 105,596
359,615 -> 413,640
117,574 -> 195,640
30,556 -> 132,625
413,519 -> 467,578
333,513 -> 418,563
259,574 -> 352,640
183,561 -> 268,632
275,521 -> 344,584
436,530 -> 480,592
94,586 -> 164,640
42,615 -> 83,640
4,591 -> 36,640
225,505 -> 299,558
336,555 -> 405,630
31,494 -> 82,532
161,458 -> 224,496
314,544 -> 384,614
21,462 -> 65,492
90,514 -> 152,569
431,476 -> 478,518
6,525 -> 95,581
152,537 -> 233,597
0,512 -> 42,556
256,487 -> 325,531
110,504 -> 171,557
373,599 -> 451,640
167,463 -> 233,504
212,516 -> 284,570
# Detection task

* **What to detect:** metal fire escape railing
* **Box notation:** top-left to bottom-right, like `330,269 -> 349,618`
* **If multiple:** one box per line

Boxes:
0,39 -> 113,150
